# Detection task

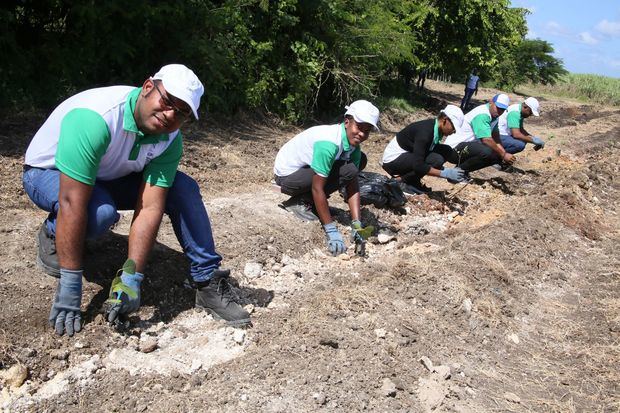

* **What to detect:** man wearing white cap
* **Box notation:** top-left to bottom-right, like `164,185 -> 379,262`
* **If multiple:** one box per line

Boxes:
274,100 -> 378,256
23,64 -> 251,336
498,97 -> 544,154
445,93 -> 515,173
381,105 -> 467,194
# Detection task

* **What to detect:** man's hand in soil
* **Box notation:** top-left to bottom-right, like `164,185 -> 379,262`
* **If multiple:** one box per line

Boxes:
440,167 -> 465,182
323,222 -> 346,256
531,136 -> 545,150
350,220 -> 374,243
49,269 -> 83,336
503,152 -> 516,165
105,259 -> 143,324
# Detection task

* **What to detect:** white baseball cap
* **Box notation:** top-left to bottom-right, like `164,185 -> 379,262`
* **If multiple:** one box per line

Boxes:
441,104 -> 464,134
152,64 -> 204,119
524,97 -> 540,116
492,93 -> 510,110
344,100 -> 380,130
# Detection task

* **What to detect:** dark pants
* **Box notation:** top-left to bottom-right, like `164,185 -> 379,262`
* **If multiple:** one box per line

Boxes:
275,153 -> 367,198
455,141 -> 501,172
461,88 -> 476,110
382,144 -> 457,185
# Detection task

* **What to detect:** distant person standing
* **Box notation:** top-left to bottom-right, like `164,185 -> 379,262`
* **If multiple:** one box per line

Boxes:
497,97 -> 545,154
460,70 -> 480,111
416,68 -> 428,90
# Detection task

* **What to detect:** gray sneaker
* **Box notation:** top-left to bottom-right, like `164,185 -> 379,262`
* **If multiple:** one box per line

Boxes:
279,195 -> 318,221
195,275 -> 251,327
37,224 -> 60,278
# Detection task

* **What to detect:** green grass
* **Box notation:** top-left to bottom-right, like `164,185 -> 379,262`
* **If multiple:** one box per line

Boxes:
518,73 -> 620,106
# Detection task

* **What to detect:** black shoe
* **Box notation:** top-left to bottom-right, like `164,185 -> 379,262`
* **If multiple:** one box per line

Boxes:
37,223 -> 60,278
195,276 -> 251,327
399,182 -> 431,195
448,172 -> 473,184
279,195 -> 318,221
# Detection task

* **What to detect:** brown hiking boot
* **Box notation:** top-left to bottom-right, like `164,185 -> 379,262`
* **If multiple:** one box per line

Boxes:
37,223 -> 60,278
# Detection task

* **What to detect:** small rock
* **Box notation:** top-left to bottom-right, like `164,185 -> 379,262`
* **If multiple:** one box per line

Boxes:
338,253 -> 351,261
462,298 -> 472,313
190,359 -> 202,372
271,263 -> 282,272
1,364 -> 28,388
507,333 -> 520,344
243,262 -> 263,278
313,392 -> 327,405
50,349 -> 70,360
433,365 -> 451,380
240,394 -> 248,401
377,233 -> 395,244
74,341 -> 87,349
139,339 -> 158,353
380,378 -> 397,397
374,328 -> 387,339
233,330 -> 246,345
504,392 -> 521,403
419,356 -> 434,372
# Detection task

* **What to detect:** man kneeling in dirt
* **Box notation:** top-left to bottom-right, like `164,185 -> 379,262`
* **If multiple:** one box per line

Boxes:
381,105 -> 468,194
445,93 -> 516,173
497,97 -> 545,154
273,100 -> 378,256
23,64 -> 250,336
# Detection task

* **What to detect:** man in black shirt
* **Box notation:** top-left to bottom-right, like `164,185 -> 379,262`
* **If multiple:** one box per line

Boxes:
381,105 -> 466,194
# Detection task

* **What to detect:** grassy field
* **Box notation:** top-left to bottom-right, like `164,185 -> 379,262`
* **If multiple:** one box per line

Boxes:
519,73 -> 620,106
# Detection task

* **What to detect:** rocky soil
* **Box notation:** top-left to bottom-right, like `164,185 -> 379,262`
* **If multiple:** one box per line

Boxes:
0,79 -> 618,412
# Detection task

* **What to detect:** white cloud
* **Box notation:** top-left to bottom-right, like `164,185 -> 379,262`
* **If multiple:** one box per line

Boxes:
544,21 -> 570,36
578,31 -> 599,45
595,19 -> 620,36
526,29 -> 538,39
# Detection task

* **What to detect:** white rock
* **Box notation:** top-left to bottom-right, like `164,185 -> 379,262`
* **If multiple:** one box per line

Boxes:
0,364 -> 28,388
380,378 -> 397,397
233,330 -> 246,345
462,298 -> 472,313
504,392 -> 521,403
377,233 -> 395,244
190,359 -> 202,372
374,328 -> 387,339
433,365 -> 451,380
419,356 -> 434,372
243,262 -> 263,278
507,333 -> 520,344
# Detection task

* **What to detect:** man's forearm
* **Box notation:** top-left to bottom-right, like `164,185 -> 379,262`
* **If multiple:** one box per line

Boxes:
481,137 -> 505,157
56,202 -> 88,271
128,206 -> 164,273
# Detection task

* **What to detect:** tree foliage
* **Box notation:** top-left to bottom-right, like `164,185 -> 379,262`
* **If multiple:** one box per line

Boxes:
0,0 -> 565,120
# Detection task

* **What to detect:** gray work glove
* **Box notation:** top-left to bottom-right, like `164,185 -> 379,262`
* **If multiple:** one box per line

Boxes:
106,259 -> 143,324
440,167 -> 465,182
323,222 -> 346,256
49,269 -> 83,336
531,136 -> 545,149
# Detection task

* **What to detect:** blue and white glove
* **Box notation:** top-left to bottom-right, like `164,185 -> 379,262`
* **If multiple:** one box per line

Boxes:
531,136 -> 545,149
49,269 -> 83,336
323,222 -> 346,256
106,259 -> 143,324
440,167 -> 465,182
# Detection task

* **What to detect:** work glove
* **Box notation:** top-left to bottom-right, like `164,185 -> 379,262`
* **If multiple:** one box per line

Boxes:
106,259 -> 143,324
49,269 -> 83,336
531,136 -> 545,150
350,220 -> 374,243
323,222 -> 346,256
440,167 -> 465,182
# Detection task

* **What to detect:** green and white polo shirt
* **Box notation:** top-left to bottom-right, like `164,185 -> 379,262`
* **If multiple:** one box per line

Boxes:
273,123 -> 361,177
25,86 -> 182,187
445,103 -> 499,148
498,103 -> 522,136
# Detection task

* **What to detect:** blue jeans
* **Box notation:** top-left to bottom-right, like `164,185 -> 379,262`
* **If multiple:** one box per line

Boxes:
460,88 -> 476,110
22,168 -> 221,282
499,134 -> 526,154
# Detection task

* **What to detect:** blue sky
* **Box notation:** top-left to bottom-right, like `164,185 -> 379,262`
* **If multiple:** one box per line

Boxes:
511,0 -> 620,78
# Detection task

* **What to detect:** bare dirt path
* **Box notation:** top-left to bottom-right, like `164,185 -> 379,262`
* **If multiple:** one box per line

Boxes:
1,80 -> 618,412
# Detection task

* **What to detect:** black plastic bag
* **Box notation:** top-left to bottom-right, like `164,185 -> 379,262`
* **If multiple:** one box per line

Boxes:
341,172 -> 406,208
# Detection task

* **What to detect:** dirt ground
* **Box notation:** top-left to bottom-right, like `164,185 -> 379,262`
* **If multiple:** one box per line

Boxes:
0,80 -> 618,413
